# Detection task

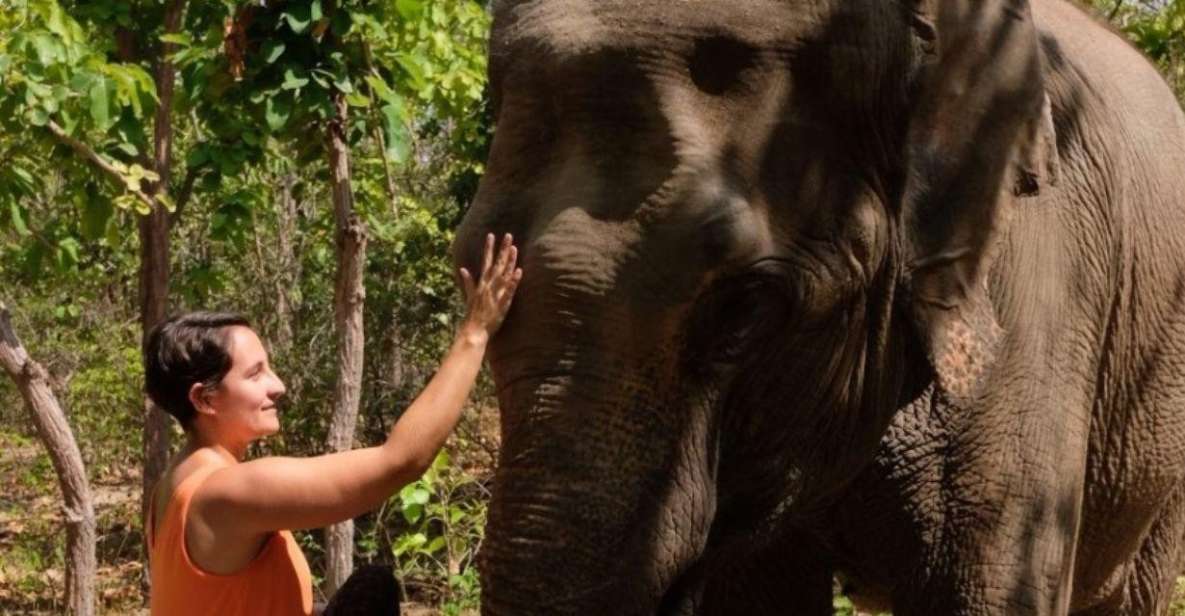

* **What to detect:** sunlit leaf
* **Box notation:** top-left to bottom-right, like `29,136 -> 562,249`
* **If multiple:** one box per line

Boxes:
159,33 -> 192,46
27,108 -> 49,127
395,0 -> 425,21
282,5 -> 312,34
262,40 -> 285,64
266,94 -> 292,131
380,102 -> 410,164
57,237 -> 80,269
89,77 -> 111,129
344,91 -> 370,107
282,67 -> 309,90
9,203 -> 31,236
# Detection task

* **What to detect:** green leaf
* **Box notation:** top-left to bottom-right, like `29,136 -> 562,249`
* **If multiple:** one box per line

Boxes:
159,33 -> 192,46
395,53 -> 427,89
381,103 -> 411,164
364,75 -> 396,103
309,0 -> 323,22
9,203 -> 31,236
80,185 -> 113,241
57,237 -> 81,269
29,33 -> 62,65
331,71 -> 353,94
262,40 -> 285,64
425,536 -> 447,555
282,5 -> 312,34
344,91 -> 370,107
395,0 -> 425,21
89,77 -> 111,129
310,69 -> 332,89
401,504 -> 423,525
266,94 -> 292,131
407,487 -> 431,506
282,67 -> 310,90
28,108 -> 49,127
186,146 -> 210,169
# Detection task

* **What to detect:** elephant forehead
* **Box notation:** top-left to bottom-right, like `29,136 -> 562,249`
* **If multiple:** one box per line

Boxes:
493,0 -> 820,56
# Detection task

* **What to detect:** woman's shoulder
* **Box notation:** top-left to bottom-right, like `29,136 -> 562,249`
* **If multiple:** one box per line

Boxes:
157,450 -> 232,513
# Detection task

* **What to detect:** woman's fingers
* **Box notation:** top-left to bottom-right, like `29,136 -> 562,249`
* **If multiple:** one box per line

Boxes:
500,245 -> 518,281
501,268 -> 522,308
493,233 -> 513,277
481,233 -> 495,281
463,233 -> 521,334
459,267 -> 475,300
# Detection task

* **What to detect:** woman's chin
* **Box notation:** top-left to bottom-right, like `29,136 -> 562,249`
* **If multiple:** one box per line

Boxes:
258,412 -> 281,436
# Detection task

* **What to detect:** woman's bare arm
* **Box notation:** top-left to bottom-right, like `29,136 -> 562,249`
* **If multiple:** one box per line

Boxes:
194,233 -> 521,535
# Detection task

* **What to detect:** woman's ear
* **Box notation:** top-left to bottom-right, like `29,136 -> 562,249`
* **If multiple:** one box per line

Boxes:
901,0 -> 1048,405
189,382 -> 215,418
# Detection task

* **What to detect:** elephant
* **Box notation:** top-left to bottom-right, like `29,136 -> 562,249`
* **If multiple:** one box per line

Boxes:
453,0 -> 1185,613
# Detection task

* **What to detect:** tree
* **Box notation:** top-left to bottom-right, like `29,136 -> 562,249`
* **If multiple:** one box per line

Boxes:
209,0 -> 491,590
0,303 -> 96,616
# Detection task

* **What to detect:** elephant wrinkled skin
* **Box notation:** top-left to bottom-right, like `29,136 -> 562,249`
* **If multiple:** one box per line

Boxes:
454,0 -> 1185,613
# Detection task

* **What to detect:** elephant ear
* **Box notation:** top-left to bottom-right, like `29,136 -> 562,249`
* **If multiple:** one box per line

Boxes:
901,0 -> 1050,405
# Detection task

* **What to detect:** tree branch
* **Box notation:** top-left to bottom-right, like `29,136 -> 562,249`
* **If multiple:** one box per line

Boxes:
44,120 -> 158,211
169,164 -> 201,226
1108,0 -> 1125,22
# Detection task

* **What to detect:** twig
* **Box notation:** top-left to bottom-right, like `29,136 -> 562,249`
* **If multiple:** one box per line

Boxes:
1108,0 -> 1124,22
43,120 -> 158,210
170,164 -> 202,225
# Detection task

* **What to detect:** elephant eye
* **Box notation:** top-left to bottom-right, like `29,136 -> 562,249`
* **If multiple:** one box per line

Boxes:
687,273 -> 792,369
689,35 -> 759,96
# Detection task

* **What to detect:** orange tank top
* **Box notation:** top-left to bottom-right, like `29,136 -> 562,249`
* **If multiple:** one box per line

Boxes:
148,465 -> 314,616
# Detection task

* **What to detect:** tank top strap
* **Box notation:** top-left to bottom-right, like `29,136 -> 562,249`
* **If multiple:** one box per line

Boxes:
151,464 -> 224,550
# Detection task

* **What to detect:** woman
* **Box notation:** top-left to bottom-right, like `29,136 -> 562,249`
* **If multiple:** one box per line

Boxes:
144,234 -> 521,615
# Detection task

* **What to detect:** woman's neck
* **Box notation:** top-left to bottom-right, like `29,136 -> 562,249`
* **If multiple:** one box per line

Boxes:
185,432 -> 248,462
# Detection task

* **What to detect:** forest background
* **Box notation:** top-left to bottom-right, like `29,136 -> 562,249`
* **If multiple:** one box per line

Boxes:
0,0 -> 1182,614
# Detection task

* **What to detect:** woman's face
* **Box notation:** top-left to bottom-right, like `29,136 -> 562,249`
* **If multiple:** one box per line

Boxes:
202,326 -> 287,442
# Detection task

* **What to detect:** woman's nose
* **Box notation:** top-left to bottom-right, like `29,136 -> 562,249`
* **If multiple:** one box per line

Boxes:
269,374 -> 287,398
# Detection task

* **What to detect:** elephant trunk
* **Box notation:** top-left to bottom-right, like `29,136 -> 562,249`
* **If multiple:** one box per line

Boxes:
479,365 -> 717,615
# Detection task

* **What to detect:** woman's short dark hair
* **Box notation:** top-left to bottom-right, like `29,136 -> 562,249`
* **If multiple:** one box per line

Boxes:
143,311 -> 250,430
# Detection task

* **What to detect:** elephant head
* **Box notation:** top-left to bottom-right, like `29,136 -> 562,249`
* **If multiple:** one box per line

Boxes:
454,0 -> 1056,612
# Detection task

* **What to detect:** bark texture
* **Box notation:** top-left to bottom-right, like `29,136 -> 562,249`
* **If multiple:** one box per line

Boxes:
0,304 -> 96,616
323,93 -> 369,594
272,172 -> 301,357
139,0 -> 187,541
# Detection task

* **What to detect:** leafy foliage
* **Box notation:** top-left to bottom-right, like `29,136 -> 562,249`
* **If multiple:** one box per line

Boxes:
1,0 -> 496,612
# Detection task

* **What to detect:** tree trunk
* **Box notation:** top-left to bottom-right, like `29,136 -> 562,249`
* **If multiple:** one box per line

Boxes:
273,171 -> 301,357
323,93 -> 368,595
139,0 -> 187,543
0,303 -> 96,616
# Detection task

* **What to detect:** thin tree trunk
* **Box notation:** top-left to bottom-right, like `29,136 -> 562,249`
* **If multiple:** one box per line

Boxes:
323,93 -> 368,595
139,0 -> 187,543
0,303 -> 96,616
273,172 -> 300,357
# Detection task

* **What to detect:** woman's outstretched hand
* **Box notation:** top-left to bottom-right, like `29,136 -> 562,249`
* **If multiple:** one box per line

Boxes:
458,233 -> 522,344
